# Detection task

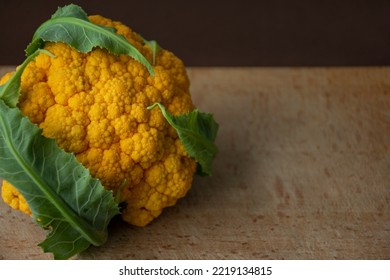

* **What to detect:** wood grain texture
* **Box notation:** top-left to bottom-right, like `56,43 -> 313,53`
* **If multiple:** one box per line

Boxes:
0,67 -> 389,260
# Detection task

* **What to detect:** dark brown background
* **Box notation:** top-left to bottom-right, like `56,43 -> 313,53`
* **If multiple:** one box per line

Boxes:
1,0 -> 390,66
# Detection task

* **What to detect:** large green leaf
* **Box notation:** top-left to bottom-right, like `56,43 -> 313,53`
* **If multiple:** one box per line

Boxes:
0,100 -> 119,259
25,4 -> 154,75
148,103 -> 219,176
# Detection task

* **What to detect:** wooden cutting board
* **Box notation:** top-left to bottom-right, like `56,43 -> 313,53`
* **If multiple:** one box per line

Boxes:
0,67 -> 389,260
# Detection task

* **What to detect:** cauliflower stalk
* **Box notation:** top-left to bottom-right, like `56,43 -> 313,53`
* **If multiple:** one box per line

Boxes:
0,4 -> 218,259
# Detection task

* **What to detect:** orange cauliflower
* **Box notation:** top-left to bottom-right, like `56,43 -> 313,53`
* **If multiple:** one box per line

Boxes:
1,180 -> 32,216
0,15 -> 196,226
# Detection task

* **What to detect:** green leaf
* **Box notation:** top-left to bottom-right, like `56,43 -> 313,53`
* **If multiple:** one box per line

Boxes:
0,100 -> 119,259
142,38 -> 162,65
25,4 -> 154,76
0,49 -> 53,107
148,103 -> 219,176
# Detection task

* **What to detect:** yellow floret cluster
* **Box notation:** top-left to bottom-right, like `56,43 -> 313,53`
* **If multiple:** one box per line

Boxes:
0,15 -> 196,226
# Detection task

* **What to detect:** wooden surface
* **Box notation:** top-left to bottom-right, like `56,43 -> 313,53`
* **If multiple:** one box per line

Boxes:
0,67 -> 389,260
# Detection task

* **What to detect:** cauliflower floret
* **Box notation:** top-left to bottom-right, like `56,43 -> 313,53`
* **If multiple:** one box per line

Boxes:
1,15 -> 196,227
1,180 -> 31,216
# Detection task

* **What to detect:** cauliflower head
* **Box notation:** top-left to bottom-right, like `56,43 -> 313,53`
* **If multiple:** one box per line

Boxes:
0,15 -> 197,227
